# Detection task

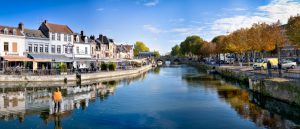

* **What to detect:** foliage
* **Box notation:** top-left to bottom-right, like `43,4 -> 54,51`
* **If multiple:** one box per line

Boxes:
180,35 -> 206,56
286,15 -> 300,47
171,44 -> 181,56
59,63 -> 68,73
153,51 -> 160,58
101,63 -> 108,71
108,62 -> 117,71
133,41 -> 150,57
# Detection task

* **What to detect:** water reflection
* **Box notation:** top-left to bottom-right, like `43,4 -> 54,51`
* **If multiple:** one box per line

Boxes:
0,71 -> 147,128
182,74 -> 299,129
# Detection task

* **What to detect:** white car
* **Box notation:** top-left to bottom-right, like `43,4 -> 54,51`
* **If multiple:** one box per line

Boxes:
281,60 -> 297,69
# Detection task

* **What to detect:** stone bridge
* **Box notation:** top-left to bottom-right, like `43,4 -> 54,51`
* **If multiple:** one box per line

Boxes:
155,56 -> 189,64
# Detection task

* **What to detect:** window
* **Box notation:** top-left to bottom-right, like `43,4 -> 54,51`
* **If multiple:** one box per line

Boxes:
34,44 -> 38,52
51,33 -> 55,40
97,54 -> 99,59
85,37 -> 88,43
57,33 -> 61,41
85,47 -> 88,54
70,47 -> 73,53
12,29 -> 16,35
51,45 -> 55,53
76,36 -> 79,42
12,42 -> 17,52
28,44 -> 32,52
64,34 -> 67,41
45,45 -> 49,53
76,47 -> 79,54
4,42 -> 8,52
92,47 -> 94,54
57,45 -> 61,54
65,47 -> 68,54
4,28 -> 8,35
40,45 -> 43,53
68,35 -> 71,42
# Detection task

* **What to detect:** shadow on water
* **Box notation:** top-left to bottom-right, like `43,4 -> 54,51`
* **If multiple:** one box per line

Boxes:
182,70 -> 300,129
0,71 -> 148,128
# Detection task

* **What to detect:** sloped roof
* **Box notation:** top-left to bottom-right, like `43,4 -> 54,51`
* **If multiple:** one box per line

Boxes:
24,29 -> 48,39
44,22 -> 73,34
0,26 -> 23,36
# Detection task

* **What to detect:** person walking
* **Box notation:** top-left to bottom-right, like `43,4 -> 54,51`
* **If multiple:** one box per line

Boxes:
278,61 -> 282,77
53,88 -> 62,114
267,61 -> 272,78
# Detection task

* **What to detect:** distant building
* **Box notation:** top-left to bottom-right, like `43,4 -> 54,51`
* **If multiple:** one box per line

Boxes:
117,44 -> 133,59
138,52 -> 154,58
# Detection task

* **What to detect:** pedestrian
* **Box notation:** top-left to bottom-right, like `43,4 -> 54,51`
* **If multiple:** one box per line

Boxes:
278,61 -> 282,77
52,87 -> 62,114
267,61 -> 272,78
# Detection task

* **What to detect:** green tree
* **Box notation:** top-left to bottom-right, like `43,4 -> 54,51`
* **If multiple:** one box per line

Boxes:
133,41 -> 150,57
180,35 -> 206,56
153,51 -> 160,58
286,15 -> 300,47
171,45 -> 181,56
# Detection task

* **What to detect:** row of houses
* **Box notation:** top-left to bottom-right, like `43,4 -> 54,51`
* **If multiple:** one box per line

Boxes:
0,20 -> 134,71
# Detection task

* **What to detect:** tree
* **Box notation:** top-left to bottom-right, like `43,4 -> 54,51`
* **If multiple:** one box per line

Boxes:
153,51 -> 160,58
171,45 -> 181,56
180,35 -> 206,56
286,15 -> 300,47
133,41 -> 150,57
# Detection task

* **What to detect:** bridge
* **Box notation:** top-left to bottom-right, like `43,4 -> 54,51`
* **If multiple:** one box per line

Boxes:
155,56 -> 189,64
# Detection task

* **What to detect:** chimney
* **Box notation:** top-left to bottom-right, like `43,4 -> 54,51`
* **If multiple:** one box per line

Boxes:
81,30 -> 84,36
18,22 -> 24,32
44,20 -> 48,24
90,35 -> 95,40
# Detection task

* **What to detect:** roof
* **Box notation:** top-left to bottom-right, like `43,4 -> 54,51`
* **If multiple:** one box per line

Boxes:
0,26 -> 23,36
1,56 -> 32,62
44,22 -> 73,34
24,29 -> 48,39
28,53 -> 73,62
117,45 -> 133,53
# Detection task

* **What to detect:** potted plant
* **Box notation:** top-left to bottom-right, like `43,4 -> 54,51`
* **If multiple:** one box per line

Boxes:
60,63 -> 68,75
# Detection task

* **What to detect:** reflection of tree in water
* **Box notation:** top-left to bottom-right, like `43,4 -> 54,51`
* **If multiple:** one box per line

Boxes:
183,73 -> 298,129
153,67 -> 160,74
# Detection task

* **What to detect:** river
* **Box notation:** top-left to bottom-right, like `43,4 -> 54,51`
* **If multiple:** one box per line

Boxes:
0,65 -> 299,129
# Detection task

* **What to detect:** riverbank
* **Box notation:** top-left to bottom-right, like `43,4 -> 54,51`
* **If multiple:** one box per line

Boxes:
190,63 -> 300,105
0,65 -> 152,82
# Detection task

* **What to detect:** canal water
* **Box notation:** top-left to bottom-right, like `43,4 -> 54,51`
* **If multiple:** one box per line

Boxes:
0,65 -> 300,129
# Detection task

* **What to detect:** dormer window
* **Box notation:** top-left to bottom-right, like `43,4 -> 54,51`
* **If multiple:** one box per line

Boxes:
76,35 -> 79,42
85,37 -> 88,43
4,28 -> 8,34
12,29 -> 17,35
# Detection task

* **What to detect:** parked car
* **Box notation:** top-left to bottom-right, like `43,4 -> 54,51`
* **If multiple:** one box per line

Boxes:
253,58 -> 278,70
281,60 -> 297,69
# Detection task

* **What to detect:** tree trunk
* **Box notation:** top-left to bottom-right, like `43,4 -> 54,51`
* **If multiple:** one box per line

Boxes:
247,52 -> 250,66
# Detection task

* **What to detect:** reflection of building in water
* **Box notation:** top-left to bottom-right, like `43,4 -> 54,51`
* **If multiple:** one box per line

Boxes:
0,80 -> 120,122
0,90 -> 25,121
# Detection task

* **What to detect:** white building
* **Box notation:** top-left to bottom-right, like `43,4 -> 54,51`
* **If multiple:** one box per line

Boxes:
117,44 -> 133,59
0,23 -> 32,71
73,31 -> 93,69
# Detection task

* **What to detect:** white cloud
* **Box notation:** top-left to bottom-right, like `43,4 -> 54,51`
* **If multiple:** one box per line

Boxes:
143,25 -> 163,33
137,0 -> 159,7
209,0 -> 300,40
96,8 -> 104,11
143,24 -> 203,36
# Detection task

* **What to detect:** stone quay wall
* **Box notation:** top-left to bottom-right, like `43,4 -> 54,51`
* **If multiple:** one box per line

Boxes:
0,65 -> 152,82
192,63 -> 300,105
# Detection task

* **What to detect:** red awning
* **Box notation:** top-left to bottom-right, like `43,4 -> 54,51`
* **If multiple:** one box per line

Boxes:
2,56 -> 33,62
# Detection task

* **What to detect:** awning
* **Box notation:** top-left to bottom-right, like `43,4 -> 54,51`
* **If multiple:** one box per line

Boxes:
1,56 -> 33,62
28,53 -> 73,62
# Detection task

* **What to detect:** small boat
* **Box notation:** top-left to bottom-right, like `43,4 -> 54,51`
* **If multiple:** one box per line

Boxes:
157,61 -> 163,66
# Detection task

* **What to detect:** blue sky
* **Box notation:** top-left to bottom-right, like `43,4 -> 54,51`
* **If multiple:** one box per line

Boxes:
1,0 -> 300,54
